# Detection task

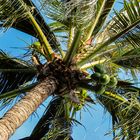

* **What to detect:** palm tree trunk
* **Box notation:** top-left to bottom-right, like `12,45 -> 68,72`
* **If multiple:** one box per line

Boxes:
0,76 -> 57,140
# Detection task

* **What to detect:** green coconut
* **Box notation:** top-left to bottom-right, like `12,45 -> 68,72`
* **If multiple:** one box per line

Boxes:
91,72 -> 101,81
95,85 -> 106,94
94,64 -> 106,74
100,74 -> 110,85
107,77 -> 118,87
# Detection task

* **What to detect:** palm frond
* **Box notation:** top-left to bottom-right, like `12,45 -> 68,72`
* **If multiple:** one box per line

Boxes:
41,0 -> 97,29
113,48 -> 140,69
13,0 -> 60,50
98,0 -> 140,48
24,97 -> 73,140
79,77 -> 140,139
64,29 -> 82,64
92,0 -> 115,35
108,0 -> 140,48
78,78 -> 136,138
0,82 -> 37,100
85,0 -> 115,40
0,51 -> 36,96
97,91 -> 140,140
0,0 -> 30,29
0,0 -> 59,52
94,78 -> 140,139
49,21 -> 68,33
78,0 -> 140,66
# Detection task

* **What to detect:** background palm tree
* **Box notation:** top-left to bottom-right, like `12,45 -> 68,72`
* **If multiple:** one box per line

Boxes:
0,0 -> 140,139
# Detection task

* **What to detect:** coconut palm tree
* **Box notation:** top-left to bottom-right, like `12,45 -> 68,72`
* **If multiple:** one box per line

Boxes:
0,0 -> 140,139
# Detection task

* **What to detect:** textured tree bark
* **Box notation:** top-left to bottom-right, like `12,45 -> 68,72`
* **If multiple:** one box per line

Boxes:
0,76 -> 57,140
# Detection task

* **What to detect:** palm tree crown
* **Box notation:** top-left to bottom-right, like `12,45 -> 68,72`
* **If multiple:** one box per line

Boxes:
0,0 -> 140,139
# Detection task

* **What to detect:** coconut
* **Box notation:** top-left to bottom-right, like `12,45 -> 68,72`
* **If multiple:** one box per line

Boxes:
95,85 -> 106,94
91,72 -> 101,81
100,74 -> 110,85
94,64 -> 106,74
107,77 -> 118,87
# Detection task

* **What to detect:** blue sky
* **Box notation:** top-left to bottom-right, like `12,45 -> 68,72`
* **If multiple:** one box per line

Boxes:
0,1 -> 125,139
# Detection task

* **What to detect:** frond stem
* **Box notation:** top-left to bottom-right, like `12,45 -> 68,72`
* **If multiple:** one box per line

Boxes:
84,0 -> 106,42
0,83 -> 38,99
0,69 -> 37,73
57,45 -> 65,58
28,12 -> 53,60
80,58 -> 106,70
68,24 -> 75,48
64,29 -> 82,65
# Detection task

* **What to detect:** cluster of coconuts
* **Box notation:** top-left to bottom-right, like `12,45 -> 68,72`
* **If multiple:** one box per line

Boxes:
91,64 -> 118,94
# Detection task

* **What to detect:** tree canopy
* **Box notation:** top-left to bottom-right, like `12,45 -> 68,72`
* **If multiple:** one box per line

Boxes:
0,0 -> 140,139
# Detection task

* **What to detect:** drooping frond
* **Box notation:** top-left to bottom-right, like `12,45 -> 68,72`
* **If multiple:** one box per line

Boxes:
22,97 -> 73,140
0,51 -> 36,97
80,79 -> 140,139
0,0 -> 30,29
0,0 -> 59,59
96,89 -> 140,140
11,0 -> 59,50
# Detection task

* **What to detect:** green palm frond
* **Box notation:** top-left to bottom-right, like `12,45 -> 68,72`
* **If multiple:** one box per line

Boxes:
0,51 -> 36,97
10,0 -> 59,50
0,82 -> 37,100
0,0 -> 30,29
79,75 -> 140,139
113,48 -> 140,69
97,92 -> 140,140
98,0 -> 140,47
41,0 -> 97,29
98,79 -> 140,139
78,0 -> 140,66
108,0 -> 140,48
39,0 -> 98,60
85,0 -> 115,40
0,0 -> 56,60
93,0 -> 115,35
49,21 -> 68,33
